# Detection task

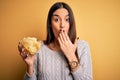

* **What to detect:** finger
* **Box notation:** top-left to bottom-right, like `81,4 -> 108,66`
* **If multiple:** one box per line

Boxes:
23,55 -> 28,60
64,31 -> 69,41
21,50 -> 30,59
22,48 -> 26,52
64,31 -> 72,44
18,41 -> 22,47
61,30 -> 67,42
20,52 -> 27,59
18,42 -> 22,52
20,51 -> 26,56
59,32 -> 64,44
58,36 -> 62,46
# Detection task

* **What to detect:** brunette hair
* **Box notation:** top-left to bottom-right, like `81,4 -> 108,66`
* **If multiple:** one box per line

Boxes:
45,2 -> 76,44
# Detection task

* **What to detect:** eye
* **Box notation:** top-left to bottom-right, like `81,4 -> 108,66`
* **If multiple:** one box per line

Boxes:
65,18 -> 69,22
54,18 -> 59,22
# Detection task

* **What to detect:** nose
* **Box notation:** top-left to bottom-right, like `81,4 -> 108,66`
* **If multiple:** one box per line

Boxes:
60,20 -> 64,28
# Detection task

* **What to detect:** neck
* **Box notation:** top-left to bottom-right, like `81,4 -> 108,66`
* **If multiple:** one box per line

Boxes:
48,39 -> 61,51
53,39 -> 59,47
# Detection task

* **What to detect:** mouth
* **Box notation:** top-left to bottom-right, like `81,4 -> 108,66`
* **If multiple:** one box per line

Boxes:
58,29 -> 66,36
58,29 -> 63,36
59,29 -> 65,32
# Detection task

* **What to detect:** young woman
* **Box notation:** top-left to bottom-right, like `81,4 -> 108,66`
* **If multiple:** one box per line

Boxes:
18,2 -> 93,80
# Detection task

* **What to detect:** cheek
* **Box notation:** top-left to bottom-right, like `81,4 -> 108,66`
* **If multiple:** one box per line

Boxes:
51,22 -> 60,37
52,23 -> 59,32
65,23 -> 70,33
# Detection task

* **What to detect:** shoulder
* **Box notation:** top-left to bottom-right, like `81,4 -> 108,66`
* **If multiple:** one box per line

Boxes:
77,39 -> 90,48
37,40 -> 46,52
38,40 -> 44,45
77,39 -> 91,57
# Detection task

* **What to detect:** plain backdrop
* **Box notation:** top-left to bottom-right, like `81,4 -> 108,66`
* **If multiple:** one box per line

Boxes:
0,0 -> 120,80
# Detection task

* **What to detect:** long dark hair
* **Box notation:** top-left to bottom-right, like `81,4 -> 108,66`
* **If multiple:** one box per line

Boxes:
45,2 -> 76,45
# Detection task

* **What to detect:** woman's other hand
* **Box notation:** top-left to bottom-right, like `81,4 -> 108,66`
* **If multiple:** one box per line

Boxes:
18,41 -> 36,67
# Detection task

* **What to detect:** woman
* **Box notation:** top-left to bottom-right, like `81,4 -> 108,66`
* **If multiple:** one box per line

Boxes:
18,2 -> 93,80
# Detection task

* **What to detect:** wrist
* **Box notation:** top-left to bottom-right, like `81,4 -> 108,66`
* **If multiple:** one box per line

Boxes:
65,54 -> 80,71
26,65 -> 34,75
27,63 -> 34,67
66,53 -> 78,62
69,61 -> 80,72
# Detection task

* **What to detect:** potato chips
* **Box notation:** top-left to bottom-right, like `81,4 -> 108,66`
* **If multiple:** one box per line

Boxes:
20,37 -> 41,55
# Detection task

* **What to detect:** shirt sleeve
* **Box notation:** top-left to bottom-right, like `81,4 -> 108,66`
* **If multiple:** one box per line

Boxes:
24,54 -> 38,80
71,40 -> 93,80
24,41 -> 44,80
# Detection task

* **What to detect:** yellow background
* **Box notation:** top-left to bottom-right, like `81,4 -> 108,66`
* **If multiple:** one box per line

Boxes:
0,0 -> 120,80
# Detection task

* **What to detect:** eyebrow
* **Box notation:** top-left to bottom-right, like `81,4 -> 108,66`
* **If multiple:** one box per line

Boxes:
52,14 -> 69,17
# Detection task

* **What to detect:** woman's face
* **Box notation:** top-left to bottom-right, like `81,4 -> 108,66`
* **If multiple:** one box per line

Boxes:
51,8 -> 70,40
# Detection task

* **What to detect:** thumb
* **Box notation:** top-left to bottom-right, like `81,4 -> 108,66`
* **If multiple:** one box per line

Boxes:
74,37 -> 79,47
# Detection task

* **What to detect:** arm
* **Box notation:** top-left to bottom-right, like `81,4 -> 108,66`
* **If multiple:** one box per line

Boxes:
24,54 -> 38,80
71,40 -> 93,80
57,31 -> 92,80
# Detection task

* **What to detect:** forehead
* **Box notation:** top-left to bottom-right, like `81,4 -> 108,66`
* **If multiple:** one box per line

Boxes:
53,8 -> 69,16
